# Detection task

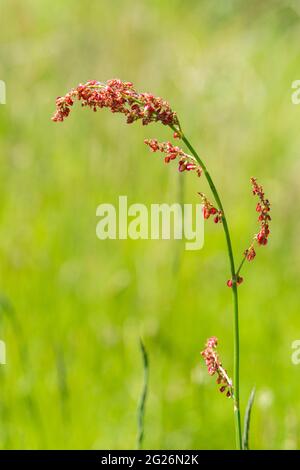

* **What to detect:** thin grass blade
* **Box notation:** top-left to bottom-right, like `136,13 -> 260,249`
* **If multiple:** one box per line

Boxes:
243,387 -> 256,450
137,338 -> 149,450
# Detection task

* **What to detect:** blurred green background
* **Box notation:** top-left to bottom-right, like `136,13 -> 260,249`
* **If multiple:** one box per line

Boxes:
0,0 -> 300,450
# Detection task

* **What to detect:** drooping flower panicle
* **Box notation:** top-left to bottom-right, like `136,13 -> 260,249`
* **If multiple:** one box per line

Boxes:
201,337 -> 233,398
52,79 -> 180,129
144,139 -> 202,176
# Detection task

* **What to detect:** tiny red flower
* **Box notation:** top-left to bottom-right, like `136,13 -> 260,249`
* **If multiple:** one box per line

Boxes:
227,276 -> 243,288
245,246 -> 256,261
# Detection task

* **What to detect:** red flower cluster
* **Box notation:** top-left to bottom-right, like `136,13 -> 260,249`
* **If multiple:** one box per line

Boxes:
245,245 -> 256,261
198,192 -> 222,223
144,139 -> 202,176
201,337 -> 233,398
251,177 -> 271,246
52,79 -> 179,128
242,178 -> 271,265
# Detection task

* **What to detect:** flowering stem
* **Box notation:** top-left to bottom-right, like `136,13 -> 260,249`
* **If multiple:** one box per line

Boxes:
52,80 -> 271,450
178,132 -> 243,450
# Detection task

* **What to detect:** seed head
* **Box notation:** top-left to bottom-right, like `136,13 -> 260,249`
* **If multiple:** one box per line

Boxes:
243,178 -> 271,266
201,337 -> 233,397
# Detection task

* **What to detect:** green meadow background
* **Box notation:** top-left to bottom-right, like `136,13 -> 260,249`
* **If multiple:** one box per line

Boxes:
0,0 -> 300,449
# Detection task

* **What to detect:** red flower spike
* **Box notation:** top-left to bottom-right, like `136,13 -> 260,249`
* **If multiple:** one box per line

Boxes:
243,178 -> 271,263
201,337 -> 233,398
144,139 -> 202,176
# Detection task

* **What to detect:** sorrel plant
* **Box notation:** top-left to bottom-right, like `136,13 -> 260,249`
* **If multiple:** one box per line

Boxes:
52,79 -> 271,449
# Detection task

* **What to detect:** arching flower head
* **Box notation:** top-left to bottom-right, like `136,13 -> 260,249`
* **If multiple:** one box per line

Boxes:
52,79 -> 180,130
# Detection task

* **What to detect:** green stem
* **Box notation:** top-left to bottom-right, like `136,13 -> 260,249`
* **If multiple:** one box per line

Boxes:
236,255 -> 247,278
179,132 -> 243,450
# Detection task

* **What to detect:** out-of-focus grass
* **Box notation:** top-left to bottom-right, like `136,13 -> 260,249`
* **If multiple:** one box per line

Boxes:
0,0 -> 300,449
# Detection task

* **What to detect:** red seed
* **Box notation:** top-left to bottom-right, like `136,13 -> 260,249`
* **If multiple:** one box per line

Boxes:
203,207 -> 210,219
